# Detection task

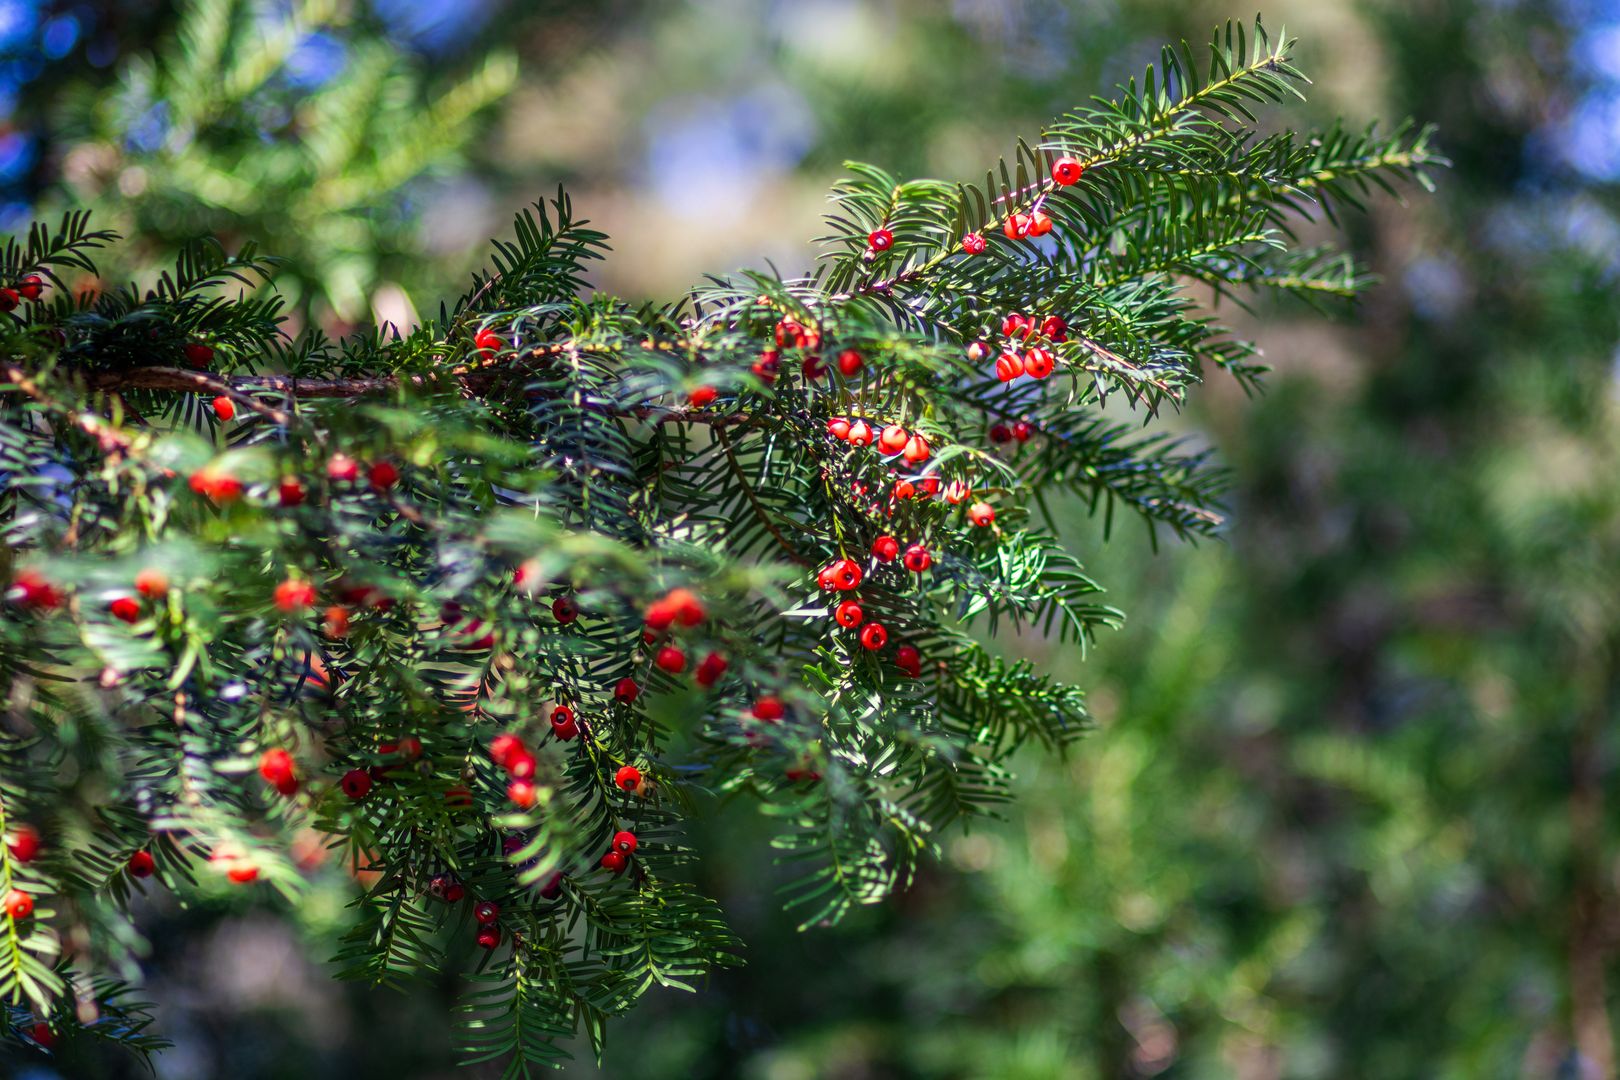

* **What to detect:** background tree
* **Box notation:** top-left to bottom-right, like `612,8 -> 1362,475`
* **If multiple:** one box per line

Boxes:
0,3 -> 1445,1077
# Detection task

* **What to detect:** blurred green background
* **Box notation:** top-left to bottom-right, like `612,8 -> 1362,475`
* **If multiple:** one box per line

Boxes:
6,0 -> 1620,1076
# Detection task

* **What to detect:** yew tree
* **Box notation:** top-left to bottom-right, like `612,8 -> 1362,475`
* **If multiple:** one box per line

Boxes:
0,20 -> 1440,1073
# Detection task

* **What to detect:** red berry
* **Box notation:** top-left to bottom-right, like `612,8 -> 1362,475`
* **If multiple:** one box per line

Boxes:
903,545 -> 932,573
752,350 -> 780,383
967,342 -> 992,363
28,1023 -> 54,1048
258,748 -> 296,787
695,651 -> 728,687
655,646 -> 687,674
669,588 -> 706,626
183,342 -> 214,368
5,889 -> 34,919
1028,211 -> 1053,236
444,880 -> 467,903
1052,157 -> 1085,185
801,354 -> 826,379
368,461 -> 399,492
189,467 -> 242,504
751,696 -> 785,721
107,596 -> 140,624
989,423 -> 1012,444
995,351 -> 1023,382
550,705 -> 575,732
867,228 -> 894,251
226,862 -> 259,883
7,826 -> 40,863
476,924 -> 502,949
474,327 -> 504,359
859,623 -> 888,651
601,850 -> 627,874
828,416 -> 851,440
1003,213 -> 1031,239
278,476 -> 306,506
395,736 -> 423,760
944,480 -> 971,505
775,320 -> 807,348
1002,313 -> 1033,340
326,454 -> 359,482
821,558 -> 862,591
212,396 -> 235,421
552,595 -> 578,623
895,644 -> 922,677
846,420 -> 873,446
324,605 -> 350,638
961,232 -> 986,254
837,349 -> 863,376
1023,348 -> 1055,379
901,434 -> 931,464
508,779 -> 537,807
612,830 -> 638,855
894,479 -> 916,500
274,578 -> 316,613
614,677 -> 640,704
127,850 -> 156,878
474,900 -> 500,924
615,765 -> 642,792
968,502 -> 996,527
507,750 -> 537,779
17,274 -> 43,300
1039,315 -> 1068,341
878,424 -> 908,455
134,568 -> 169,599
834,599 -> 864,627
340,768 -> 372,799
1012,420 -> 1033,442
919,475 -> 941,498
688,384 -> 719,408
872,536 -> 900,563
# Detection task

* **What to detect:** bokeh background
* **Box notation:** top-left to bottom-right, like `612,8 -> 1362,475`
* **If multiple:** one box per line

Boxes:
5,0 -> 1620,1077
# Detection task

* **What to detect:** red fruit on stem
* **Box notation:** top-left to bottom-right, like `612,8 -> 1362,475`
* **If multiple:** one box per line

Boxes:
552,595 -> 578,624
837,349 -> 863,376
895,644 -> 922,677
183,342 -> 214,368
507,750 -> 537,779
944,480 -> 971,505
834,599 -> 864,627
5,889 -> 34,919
961,232 -> 986,254
508,779 -> 537,807
1039,315 -> 1068,341
1003,212 -> 1031,239
274,578 -> 316,613
615,765 -> 642,792
995,351 -> 1023,382
752,350 -> 780,383
259,748 -> 296,787
28,1023 -> 54,1048
1002,313 -> 1033,339
871,535 -> 900,563
867,228 -> 894,251
109,596 -> 141,624
751,696 -> 785,721
901,434 -> 931,463
859,623 -> 888,651
878,424 -> 908,455
655,646 -> 687,674
822,558 -> 862,590
827,416 -> 852,440
135,568 -> 169,599
688,385 -> 718,408
1052,156 -> 1085,185
894,479 -> 916,500
1027,211 -> 1053,236
474,900 -> 500,924
340,769 -> 372,800
324,606 -> 350,637
476,924 -> 501,949
601,850 -> 627,873
846,420 -> 873,446
7,826 -> 40,863
128,850 -> 156,878
17,274 -> 43,300
368,461 -> 399,492
903,544 -> 933,573
967,342 -> 991,363
474,327 -> 503,361
212,396 -> 235,421
1012,420 -> 1033,442
225,863 -> 261,884
968,502 -> 996,527
613,830 -> 638,855
1023,348 -> 1055,380
614,677 -> 640,704
278,476 -> 306,506
668,588 -> 706,626
695,651 -> 728,687
801,354 -> 826,379
326,454 -> 359,482
989,423 -> 1012,444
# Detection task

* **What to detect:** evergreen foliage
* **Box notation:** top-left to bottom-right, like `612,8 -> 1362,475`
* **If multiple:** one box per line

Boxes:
0,17 -> 1439,1073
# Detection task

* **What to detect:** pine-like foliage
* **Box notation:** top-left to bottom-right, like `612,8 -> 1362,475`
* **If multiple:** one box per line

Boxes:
0,20 -> 1442,1073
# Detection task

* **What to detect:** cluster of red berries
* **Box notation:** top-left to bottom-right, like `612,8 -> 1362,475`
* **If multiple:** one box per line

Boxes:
5,827 -> 41,917
258,748 -> 299,796
987,312 -> 1068,383
0,273 -> 45,311
815,541 -> 926,675
474,327 -> 505,362
600,829 -> 637,874
825,416 -> 933,465
643,587 -> 728,687
989,420 -> 1035,444
490,729 -> 547,808
7,569 -> 63,611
